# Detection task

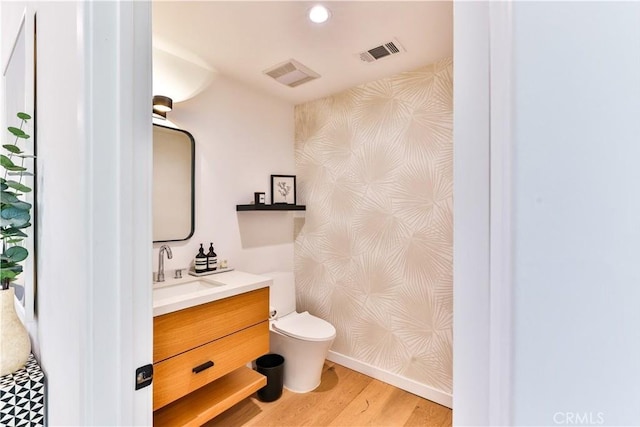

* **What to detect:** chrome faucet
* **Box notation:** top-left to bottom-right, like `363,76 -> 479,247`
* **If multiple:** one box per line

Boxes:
157,244 -> 173,282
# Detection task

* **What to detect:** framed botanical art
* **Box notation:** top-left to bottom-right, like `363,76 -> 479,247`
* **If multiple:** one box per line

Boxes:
271,175 -> 296,205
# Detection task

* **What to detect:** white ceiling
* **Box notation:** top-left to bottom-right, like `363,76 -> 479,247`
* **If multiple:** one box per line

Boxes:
152,1 -> 453,106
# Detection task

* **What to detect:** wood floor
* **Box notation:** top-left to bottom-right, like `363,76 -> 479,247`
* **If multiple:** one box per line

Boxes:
204,361 -> 452,427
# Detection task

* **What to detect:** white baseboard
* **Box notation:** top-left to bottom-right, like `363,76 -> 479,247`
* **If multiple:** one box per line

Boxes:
326,350 -> 453,409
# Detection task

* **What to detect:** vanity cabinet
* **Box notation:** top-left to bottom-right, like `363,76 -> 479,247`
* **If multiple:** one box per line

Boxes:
153,287 -> 269,426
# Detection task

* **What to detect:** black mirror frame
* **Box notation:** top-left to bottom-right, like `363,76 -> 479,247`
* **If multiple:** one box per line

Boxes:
152,123 -> 196,243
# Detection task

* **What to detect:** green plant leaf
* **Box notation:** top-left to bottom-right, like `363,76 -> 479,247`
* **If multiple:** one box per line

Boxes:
7,127 -> 25,137
1,208 -> 30,221
15,133 -> 30,140
17,112 -> 31,120
0,154 -> 16,168
1,207 -> 30,228
1,191 -> 20,204
0,183 -> 7,191
0,269 -> 17,281
2,219 -> 24,229
3,144 -> 22,154
2,228 -> 28,238
7,171 -> 32,177
0,260 -> 23,274
10,201 -> 31,211
1,217 -> 13,228
2,227 -> 24,235
5,246 -> 28,262
0,156 -> 27,172
16,154 -> 35,158
6,265 -> 23,274
4,181 -> 31,192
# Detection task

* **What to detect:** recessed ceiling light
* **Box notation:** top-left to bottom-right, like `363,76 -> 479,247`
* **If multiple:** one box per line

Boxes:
308,5 -> 330,24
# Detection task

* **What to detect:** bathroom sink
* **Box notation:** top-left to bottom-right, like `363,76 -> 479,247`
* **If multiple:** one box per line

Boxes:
153,279 -> 222,301
152,270 -> 272,317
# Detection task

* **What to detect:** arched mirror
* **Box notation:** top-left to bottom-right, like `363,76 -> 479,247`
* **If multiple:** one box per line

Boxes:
153,124 -> 195,242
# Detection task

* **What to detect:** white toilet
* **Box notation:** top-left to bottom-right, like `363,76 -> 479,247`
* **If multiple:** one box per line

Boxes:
265,271 -> 336,393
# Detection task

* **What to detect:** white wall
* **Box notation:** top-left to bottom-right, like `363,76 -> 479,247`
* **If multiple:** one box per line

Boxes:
2,2 -> 86,423
152,75 -> 295,276
35,3 -> 88,422
2,2 -> 153,425
454,2 -> 640,426
510,2 -> 640,425
452,1 -> 491,424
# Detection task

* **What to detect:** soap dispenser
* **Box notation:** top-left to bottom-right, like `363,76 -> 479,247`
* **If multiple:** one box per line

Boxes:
194,244 -> 207,273
206,243 -> 218,271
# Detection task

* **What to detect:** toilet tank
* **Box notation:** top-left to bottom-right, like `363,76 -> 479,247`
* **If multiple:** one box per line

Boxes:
264,271 -> 296,318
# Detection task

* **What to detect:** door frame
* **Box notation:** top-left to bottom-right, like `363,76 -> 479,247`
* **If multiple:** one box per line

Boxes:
81,1 -> 153,425
453,1 -> 513,425
103,1 -> 514,424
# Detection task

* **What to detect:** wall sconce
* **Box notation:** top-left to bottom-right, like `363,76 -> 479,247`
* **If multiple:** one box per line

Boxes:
153,95 -> 173,119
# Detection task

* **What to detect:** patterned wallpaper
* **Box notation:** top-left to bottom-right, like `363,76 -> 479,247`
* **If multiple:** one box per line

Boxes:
294,57 -> 453,394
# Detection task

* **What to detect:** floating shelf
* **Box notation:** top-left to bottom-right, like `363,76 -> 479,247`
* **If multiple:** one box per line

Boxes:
236,204 -> 306,211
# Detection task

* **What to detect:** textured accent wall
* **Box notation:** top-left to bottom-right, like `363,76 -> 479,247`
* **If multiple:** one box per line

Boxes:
294,57 -> 453,394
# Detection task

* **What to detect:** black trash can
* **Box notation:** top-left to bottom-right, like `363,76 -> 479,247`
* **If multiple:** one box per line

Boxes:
255,353 -> 285,402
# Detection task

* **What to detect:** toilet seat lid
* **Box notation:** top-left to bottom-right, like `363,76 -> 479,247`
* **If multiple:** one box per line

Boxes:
273,311 -> 336,342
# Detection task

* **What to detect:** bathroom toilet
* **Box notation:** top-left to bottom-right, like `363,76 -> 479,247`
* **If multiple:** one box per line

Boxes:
265,271 -> 336,393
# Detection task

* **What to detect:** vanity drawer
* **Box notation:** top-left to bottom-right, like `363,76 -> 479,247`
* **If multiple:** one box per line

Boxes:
153,287 -> 269,363
153,321 -> 269,411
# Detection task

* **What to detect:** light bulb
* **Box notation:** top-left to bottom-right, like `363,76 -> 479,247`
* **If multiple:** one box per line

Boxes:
309,5 -> 330,24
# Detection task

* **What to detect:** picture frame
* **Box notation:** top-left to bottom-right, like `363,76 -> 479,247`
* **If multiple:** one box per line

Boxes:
270,175 -> 296,205
254,191 -> 265,205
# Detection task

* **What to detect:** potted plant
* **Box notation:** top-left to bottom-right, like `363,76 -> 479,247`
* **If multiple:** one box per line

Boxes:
0,112 -> 33,376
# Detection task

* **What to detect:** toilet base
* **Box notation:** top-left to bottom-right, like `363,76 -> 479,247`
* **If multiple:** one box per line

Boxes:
269,329 -> 334,394
283,380 -> 321,394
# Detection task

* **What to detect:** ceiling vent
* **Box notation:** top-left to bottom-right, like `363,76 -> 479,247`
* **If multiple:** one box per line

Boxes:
358,38 -> 406,63
263,59 -> 320,88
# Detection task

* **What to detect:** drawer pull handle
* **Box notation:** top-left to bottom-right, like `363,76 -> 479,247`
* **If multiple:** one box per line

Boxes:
192,361 -> 214,374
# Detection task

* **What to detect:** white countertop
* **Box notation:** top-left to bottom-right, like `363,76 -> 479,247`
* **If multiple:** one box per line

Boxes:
152,270 -> 272,316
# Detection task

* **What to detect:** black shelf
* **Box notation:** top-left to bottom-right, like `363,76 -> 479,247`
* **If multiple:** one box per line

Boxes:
236,204 -> 306,212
